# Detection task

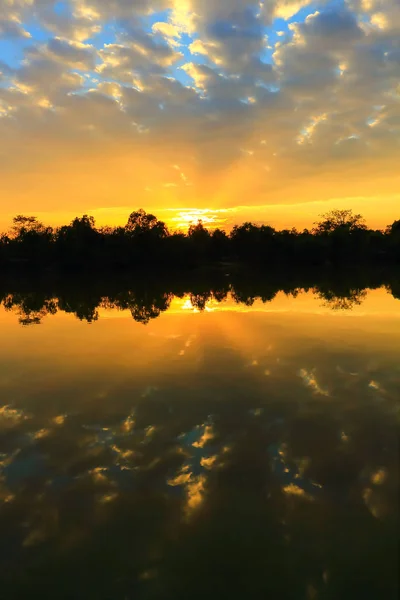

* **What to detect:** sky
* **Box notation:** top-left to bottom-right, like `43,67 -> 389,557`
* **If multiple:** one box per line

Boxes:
0,0 -> 399,232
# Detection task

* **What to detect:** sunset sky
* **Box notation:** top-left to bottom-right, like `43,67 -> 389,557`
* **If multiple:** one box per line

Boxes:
0,0 -> 399,231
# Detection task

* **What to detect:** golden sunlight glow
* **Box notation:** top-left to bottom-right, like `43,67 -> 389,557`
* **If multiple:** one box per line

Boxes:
0,0 -> 399,229
168,208 -> 229,230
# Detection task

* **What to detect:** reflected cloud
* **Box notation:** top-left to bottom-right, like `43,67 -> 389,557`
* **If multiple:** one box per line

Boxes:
122,413 -> 135,433
340,431 -> 350,443
99,492 -> 118,504
283,483 -> 314,501
369,380 -> 381,390
179,333 -> 197,356
111,445 -> 135,463
186,474 -> 206,513
168,468 -> 192,487
52,414 -> 67,426
168,467 -> 206,515
89,467 -> 111,484
371,468 -> 387,486
33,428 -> 51,440
298,369 -> 329,397
200,455 -> 218,470
362,487 -> 390,520
0,405 -> 28,427
0,277 -> 398,597
193,425 -> 214,449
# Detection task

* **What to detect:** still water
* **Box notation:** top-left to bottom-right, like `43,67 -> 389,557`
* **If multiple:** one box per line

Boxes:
0,284 -> 399,599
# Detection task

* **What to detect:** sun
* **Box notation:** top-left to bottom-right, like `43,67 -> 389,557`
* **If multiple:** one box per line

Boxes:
167,208 -> 227,231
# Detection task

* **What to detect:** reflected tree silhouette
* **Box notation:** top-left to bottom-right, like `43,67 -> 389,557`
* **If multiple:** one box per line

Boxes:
58,293 -> 100,323
231,288 -> 256,306
317,288 -> 368,311
189,291 -> 212,311
212,287 -> 229,303
113,290 -> 173,324
0,267 -> 399,597
387,280 -> 400,301
0,269 -> 398,325
2,292 -> 58,325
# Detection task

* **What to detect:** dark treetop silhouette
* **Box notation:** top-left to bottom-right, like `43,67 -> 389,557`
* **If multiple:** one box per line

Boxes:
2,209 -> 400,271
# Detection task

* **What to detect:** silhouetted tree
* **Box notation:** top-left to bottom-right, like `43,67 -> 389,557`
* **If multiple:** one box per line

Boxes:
1,208 -> 400,270
188,220 -> 212,263
125,209 -> 168,238
210,228 -> 230,262
55,215 -> 99,267
11,215 -> 47,237
314,209 -> 366,234
5,215 -> 54,264
385,220 -> 400,261
312,210 -> 371,264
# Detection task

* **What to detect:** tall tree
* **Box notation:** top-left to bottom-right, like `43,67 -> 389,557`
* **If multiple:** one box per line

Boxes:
314,209 -> 366,234
125,209 -> 168,238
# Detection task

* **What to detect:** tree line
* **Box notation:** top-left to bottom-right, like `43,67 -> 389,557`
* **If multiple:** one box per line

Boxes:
1,208 -> 400,270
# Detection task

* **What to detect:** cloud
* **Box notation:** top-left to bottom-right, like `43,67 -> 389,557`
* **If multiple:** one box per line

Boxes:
0,15 -> 31,39
96,31 -> 183,82
274,0 -> 318,20
293,8 -> 364,49
31,37 -> 98,70
188,39 -> 210,56
347,0 -> 400,31
152,21 -> 182,47
0,0 -> 399,225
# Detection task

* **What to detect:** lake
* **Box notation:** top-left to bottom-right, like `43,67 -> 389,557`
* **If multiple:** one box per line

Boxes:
0,279 -> 399,599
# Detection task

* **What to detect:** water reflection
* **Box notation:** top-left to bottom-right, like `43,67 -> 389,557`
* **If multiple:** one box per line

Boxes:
1,269 -> 399,325
0,276 -> 399,598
